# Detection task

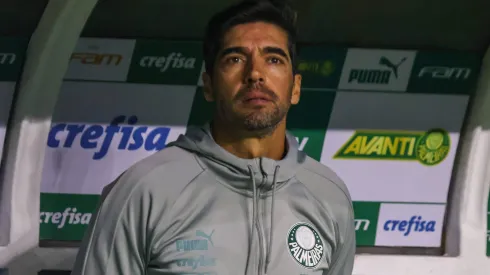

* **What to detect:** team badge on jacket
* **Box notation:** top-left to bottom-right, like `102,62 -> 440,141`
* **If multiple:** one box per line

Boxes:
287,222 -> 324,269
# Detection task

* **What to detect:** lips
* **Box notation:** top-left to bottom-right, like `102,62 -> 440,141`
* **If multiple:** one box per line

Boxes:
241,90 -> 272,102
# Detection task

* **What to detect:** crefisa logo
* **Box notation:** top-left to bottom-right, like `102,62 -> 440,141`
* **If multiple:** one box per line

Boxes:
47,115 -> 171,160
383,215 -> 436,236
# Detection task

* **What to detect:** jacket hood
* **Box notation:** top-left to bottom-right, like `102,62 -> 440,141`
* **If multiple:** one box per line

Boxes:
168,123 -> 308,273
167,123 -> 306,194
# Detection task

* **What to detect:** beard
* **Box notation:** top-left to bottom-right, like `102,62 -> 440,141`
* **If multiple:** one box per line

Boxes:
215,85 -> 292,136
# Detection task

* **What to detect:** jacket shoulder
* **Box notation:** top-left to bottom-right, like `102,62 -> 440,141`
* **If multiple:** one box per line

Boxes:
296,156 -> 354,238
298,156 -> 352,202
72,146 -> 204,274
101,146 -> 203,201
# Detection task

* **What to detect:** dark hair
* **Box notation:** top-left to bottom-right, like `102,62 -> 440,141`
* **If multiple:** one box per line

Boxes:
203,0 -> 298,77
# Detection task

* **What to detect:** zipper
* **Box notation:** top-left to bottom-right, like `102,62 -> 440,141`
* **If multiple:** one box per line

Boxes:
256,174 -> 267,275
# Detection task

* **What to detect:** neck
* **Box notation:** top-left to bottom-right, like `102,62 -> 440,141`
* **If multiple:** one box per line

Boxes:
211,118 -> 287,160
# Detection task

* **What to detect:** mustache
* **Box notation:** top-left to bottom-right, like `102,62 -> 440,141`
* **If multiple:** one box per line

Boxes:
234,84 -> 278,101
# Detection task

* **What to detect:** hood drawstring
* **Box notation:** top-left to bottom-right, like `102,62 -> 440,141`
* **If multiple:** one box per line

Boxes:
265,165 -> 279,275
246,165 -> 258,275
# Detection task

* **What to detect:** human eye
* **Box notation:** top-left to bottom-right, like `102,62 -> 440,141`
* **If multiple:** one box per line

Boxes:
267,56 -> 285,64
225,56 -> 243,64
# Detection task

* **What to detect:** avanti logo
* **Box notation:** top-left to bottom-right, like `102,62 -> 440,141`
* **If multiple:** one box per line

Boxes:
0,53 -> 16,65
383,215 -> 436,236
334,129 -> 450,166
71,52 -> 123,66
139,52 -> 196,72
39,208 -> 92,229
47,115 -> 171,160
348,56 -> 407,85
418,66 -> 471,80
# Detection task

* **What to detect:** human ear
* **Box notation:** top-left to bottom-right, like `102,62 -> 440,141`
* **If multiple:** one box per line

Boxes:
202,72 -> 215,102
291,74 -> 301,105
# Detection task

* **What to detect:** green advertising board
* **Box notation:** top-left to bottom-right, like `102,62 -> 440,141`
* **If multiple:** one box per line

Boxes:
38,37 -> 482,249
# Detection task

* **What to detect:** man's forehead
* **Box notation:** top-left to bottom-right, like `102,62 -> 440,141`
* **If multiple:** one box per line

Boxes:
221,22 -> 289,51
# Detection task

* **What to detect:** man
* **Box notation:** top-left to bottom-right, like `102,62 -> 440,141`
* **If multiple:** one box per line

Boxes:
71,0 -> 356,274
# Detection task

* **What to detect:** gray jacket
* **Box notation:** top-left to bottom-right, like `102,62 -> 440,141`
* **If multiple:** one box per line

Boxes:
71,124 -> 356,275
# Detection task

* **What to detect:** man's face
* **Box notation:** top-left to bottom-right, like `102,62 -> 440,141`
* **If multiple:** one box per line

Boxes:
203,21 -> 301,133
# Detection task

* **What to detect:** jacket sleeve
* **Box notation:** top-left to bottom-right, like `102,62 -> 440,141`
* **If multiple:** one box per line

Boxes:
71,172 -> 150,275
325,208 -> 356,275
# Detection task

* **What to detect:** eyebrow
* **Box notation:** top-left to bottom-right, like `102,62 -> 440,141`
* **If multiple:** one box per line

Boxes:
219,47 -> 247,58
263,46 -> 289,60
219,46 -> 290,61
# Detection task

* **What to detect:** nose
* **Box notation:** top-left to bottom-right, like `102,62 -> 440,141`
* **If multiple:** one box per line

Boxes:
245,57 -> 264,84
